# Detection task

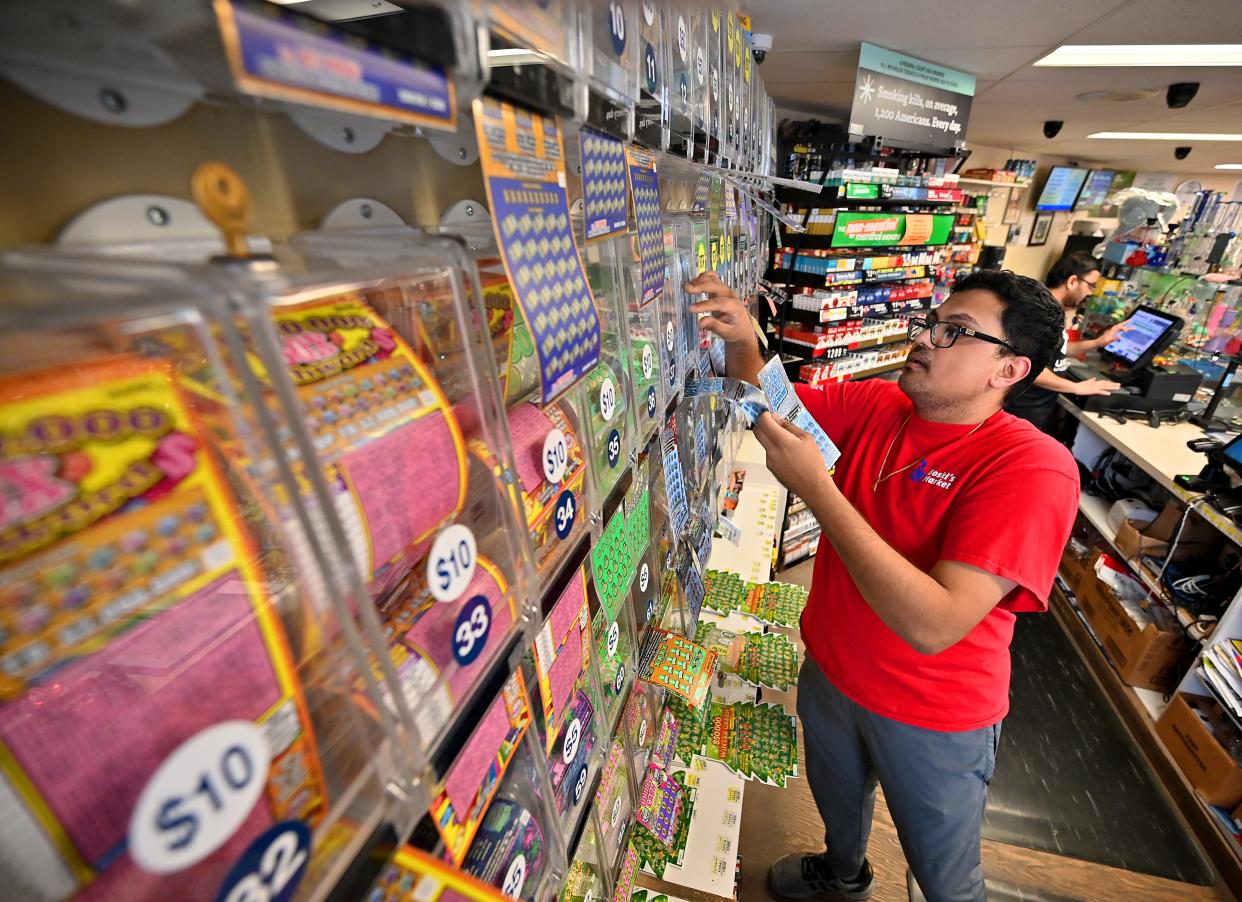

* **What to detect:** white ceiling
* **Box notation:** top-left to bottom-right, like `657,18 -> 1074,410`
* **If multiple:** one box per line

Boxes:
745,0 -> 1242,173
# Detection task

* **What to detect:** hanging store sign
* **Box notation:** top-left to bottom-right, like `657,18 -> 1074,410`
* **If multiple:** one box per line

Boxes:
848,42 -> 974,152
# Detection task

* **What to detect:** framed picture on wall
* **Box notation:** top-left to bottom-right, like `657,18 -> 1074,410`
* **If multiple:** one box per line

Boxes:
1003,187 -> 1025,225
1029,212 -> 1053,247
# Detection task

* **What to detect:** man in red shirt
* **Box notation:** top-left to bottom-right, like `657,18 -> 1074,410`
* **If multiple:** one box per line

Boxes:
689,269 -> 1079,902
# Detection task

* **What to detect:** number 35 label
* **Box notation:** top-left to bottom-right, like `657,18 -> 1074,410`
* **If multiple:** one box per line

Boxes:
215,820 -> 310,902
130,721 -> 271,874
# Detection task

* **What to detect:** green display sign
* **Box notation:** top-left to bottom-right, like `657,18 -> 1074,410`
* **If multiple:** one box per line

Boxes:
844,182 -> 880,199
831,212 -> 955,248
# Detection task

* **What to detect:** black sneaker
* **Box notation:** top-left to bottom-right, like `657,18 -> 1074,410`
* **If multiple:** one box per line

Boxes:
768,852 -> 875,900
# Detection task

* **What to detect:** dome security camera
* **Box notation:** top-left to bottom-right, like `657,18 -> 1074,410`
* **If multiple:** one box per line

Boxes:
1174,146 -> 1192,160
1043,120 -> 1063,139
752,33 -> 773,65
1166,82 -> 1200,109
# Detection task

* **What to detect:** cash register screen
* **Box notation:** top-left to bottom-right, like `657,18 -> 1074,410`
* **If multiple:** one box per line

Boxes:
1223,435 -> 1242,474
1103,307 -> 1179,366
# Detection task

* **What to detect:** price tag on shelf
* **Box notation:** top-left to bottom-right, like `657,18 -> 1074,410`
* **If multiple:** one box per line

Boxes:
646,386 -> 658,419
572,763 -> 589,806
639,561 -> 650,593
599,377 -> 617,422
607,621 -> 620,658
215,820 -> 310,902
502,855 -> 527,898
613,665 -> 626,695
452,595 -> 491,666
129,721 -> 271,874
642,344 -> 655,380
562,717 -> 583,764
665,322 -> 675,354
428,525 -> 477,603
542,428 -> 569,485
607,429 -> 622,469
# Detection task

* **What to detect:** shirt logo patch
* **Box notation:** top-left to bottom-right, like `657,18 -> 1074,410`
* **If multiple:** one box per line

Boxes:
911,459 -> 957,490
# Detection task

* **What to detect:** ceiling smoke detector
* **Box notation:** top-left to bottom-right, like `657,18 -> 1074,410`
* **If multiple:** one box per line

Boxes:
1076,89 -> 1159,102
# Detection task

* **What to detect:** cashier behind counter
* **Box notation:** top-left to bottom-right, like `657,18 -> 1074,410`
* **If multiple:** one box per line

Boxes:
1062,304 -> 1204,422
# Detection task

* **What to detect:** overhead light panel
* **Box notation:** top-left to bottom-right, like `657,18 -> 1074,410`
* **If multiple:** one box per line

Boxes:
1035,44 -> 1242,67
1089,131 -> 1242,141
1216,163 -> 1242,170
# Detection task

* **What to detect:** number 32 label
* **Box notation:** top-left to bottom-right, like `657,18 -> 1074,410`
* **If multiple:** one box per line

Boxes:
130,721 -> 271,874
216,821 -> 311,902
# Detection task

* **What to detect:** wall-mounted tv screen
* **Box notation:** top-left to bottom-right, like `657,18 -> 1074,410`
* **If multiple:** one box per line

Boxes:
1036,166 -> 1090,212
1074,169 -> 1116,212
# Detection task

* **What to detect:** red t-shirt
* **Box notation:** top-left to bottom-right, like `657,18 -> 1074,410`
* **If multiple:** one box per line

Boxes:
795,379 -> 1079,731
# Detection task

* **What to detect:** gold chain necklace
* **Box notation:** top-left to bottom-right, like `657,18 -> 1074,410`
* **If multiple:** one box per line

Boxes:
872,413 -> 990,492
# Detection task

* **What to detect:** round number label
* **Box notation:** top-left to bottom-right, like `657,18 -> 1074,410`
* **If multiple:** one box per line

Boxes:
677,16 -> 688,62
554,489 -> 577,539
638,718 -> 648,747
453,595 -> 491,666
644,42 -> 658,93
678,73 -> 689,102
645,598 -> 654,622
428,524 -> 477,603
728,82 -> 735,108
607,2 -> 626,55
696,47 -> 705,82
542,428 -> 569,485
216,820 -> 310,902
502,855 -> 527,898
646,386 -> 658,418
642,1 -> 655,25
599,377 -> 617,422
572,764 -> 589,806
711,66 -> 719,101
606,429 -> 622,469
665,322 -> 675,353
607,621 -> 620,657
613,665 -> 625,694
130,721 -> 271,874
639,561 -> 650,592
562,717 -> 583,764
611,797 -> 623,827
642,344 -> 654,380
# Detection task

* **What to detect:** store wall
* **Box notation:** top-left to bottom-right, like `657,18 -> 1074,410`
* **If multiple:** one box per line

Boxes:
964,141 -> 1238,281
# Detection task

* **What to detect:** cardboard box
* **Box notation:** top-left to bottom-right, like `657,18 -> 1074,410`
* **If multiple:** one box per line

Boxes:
1059,544 -> 1094,594
1077,565 -> 1191,692
1115,500 -> 1221,562
1157,693 -> 1242,808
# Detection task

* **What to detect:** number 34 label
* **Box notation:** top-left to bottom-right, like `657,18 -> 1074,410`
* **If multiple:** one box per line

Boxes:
129,721 -> 271,875
215,820 -> 311,902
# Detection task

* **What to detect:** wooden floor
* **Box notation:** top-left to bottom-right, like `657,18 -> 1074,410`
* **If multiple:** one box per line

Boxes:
732,558 -> 1232,902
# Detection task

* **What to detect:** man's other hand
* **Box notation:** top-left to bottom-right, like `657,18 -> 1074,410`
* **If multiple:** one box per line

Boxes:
687,272 -> 753,345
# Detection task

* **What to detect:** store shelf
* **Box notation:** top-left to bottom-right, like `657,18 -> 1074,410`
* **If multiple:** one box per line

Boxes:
955,177 -> 1031,189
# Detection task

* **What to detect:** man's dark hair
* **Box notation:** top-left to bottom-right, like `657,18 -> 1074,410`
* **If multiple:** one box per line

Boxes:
1045,251 -> 1101,289
952,269 -> 1064,398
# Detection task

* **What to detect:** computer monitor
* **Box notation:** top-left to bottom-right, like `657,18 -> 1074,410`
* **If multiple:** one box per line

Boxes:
1221,432 -> 1242,478
1100,304 -> 1184,371
1036,166 -> 1090,212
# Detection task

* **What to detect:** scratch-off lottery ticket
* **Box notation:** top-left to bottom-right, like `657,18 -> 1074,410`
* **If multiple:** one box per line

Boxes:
474,96 -> 602,402
627,145 -> 664,305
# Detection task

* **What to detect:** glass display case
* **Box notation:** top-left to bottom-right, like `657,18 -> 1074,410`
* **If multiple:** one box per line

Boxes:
635,0 -> 670,152
580,0 -> 639,140
559,816 -> 608,902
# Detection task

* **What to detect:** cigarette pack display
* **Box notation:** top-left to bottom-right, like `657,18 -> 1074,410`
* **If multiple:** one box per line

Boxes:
0,260 -> 394,900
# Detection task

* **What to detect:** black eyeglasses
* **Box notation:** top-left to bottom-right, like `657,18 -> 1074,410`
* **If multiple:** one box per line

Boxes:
907,316 -> 1018,354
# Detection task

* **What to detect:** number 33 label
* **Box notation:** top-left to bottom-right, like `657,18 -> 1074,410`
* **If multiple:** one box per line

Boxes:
453,595 -> 492,666
130,721 -> 271,874
216,821 -> 311,902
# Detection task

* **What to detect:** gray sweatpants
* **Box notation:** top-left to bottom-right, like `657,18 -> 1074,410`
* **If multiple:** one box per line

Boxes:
797,657 -> 1001,902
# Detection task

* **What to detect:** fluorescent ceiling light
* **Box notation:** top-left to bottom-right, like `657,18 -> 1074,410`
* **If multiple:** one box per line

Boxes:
1089,131 -> 1242,141
1216,163 -> 1242,169
1035,44 -> 1242,67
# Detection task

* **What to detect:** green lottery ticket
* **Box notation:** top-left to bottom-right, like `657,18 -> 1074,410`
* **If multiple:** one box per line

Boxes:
592,507 -> 632,620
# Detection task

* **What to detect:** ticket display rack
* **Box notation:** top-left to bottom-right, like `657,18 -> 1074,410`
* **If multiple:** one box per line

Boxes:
0,3 -> 778,900
0,257 -> 411,901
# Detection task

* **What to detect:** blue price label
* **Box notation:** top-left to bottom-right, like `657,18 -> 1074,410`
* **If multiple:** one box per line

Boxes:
453,595 -> 491,666
554,490 -> 577,540
215,821 -> 310,902
646,386 -> 658,419
607,429 -> 622,468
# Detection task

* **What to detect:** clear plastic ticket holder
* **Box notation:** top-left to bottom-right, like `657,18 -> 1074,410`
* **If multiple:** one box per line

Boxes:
702,8 -> 724,162
618,234 -> 664,452
473,0 -> 586,122
634,0 -> 670,153
655,227 -> 685,413
279,228 -> 543,767
0,252 -> 410,900
664,2 -> 697,154
579,0 -> 640,141
429,224 -> 596,609
562,196 -> 637,516
559,809 -> 608,902
590,730 -> 637,881
519,555 -> 608,855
